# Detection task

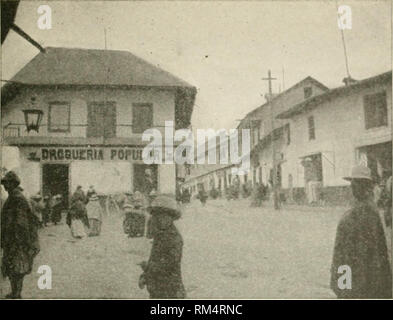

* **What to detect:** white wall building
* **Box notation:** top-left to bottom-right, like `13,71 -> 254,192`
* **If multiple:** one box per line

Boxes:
277,71 -> 392,204
1,47 -> 196,202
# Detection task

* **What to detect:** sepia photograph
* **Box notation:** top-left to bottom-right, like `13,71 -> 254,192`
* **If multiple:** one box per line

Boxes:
0,0 -> 392,300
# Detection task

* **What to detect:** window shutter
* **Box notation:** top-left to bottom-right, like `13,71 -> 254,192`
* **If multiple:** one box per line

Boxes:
132,104 -> 153,133
104,102 -> 116,138
87,103 -> 97,137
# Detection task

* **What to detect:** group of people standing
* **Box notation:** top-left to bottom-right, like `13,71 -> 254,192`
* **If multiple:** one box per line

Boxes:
29,193 -> 63,228
1,164 -> 391,299
67,185 -> 103,239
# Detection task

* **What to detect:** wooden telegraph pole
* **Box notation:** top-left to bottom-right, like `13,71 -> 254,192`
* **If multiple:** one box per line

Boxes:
263,70 -> 280,210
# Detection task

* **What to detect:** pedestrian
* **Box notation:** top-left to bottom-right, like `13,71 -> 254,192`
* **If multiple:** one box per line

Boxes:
30,192 -> 44,228
42,194 -> 52,227
182,188 -> 191,204
123,191 -> 145,238
142,169 -> 155,202
138,194 -> 186,299
196,188 -> 208,206
68,186 -> 89,238
1,171 -> 40,299
146,189 -> 157,239
330,165 -> 392,298
86,192 -> 103,237
250,182 -> 262,207
51,195 -> 63,225
86,185 -> 96,201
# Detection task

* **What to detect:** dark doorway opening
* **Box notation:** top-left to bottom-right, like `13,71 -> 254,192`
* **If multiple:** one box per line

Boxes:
42,164 -> 69,209
133,164 -> 158,194
359,141 -> 392,183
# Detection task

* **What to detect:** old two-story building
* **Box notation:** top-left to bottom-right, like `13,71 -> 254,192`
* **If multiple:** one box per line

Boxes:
277,71 -> 392,205
236,76 -> 329,189
1,47 -> 196,204
182,76 -> 329,197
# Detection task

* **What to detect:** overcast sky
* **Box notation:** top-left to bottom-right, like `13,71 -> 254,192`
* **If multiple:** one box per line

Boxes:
1,1 -> 391,131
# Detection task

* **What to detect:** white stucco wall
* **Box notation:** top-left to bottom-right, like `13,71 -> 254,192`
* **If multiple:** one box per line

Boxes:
282,82 -> 392,189
2,85 -> 179,198
70,161 -> 132,194
159,164 -> 176,194
2,87 -> 175,138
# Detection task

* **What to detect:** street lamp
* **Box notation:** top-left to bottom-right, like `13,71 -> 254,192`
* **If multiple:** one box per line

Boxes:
23,97 -> 44,133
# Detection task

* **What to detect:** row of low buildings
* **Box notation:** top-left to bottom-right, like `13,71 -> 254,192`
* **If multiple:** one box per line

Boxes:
1,47 -> 196,206
182,71 -> 392,205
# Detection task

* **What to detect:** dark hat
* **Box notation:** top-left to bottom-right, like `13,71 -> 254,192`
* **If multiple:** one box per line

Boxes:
1,171 -> 21,186
149,194 -> 181,220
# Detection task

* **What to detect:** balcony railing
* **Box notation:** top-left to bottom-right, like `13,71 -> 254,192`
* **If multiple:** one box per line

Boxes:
3,123 -> 21,137
2,123 -> 166,138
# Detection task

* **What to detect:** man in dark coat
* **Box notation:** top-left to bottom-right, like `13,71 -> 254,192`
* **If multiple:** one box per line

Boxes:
330,165 -> 392,299
67,186 -> 89,228
139,194 -> 185,299
1,171 -> 40,299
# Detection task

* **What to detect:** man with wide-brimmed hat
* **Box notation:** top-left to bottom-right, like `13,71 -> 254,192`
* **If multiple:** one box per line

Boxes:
138,194 -> 185,299
1,171 -> 40,299
330,165 -> 392,298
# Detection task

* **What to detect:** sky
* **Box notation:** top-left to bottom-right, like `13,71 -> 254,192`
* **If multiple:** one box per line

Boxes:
1,1 -> 391,132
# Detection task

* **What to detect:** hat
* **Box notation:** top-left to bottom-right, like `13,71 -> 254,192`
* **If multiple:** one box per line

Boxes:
1,171 -> 21,186
343,165 -> 373,181
149,194 -> 181,220
123,202 -> 134,210
132,191 -> 144,207
31,192 -> 42,200
89,194 -> 99,201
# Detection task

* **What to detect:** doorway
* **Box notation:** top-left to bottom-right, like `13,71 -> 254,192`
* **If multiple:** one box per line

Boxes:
358,141 -> 392,182
42,164 -> 69,208
133,164 -> 158,194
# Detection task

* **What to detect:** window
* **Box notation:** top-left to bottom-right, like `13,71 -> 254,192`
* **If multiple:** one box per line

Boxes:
251,120 -> 260,146
308,116 -> 315,140
304,87 -> 312,99
87,101 -> 116,138
285,123 -> 290,145
364,91 -> 387,129
132,103 -> 153,133
48,102 -> 71,132
260,122 -> 264,136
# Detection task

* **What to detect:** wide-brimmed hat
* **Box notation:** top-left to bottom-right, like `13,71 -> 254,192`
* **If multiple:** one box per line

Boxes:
343,165 -> 373,181
31,192 -> 42,200
149,194 -> 181,220
1,170 -> 21,186
89,194 -> 99,201
123,202 -> 134,210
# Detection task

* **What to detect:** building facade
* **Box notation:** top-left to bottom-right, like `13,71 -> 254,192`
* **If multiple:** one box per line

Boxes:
238,76 -> 329,190
277,71 -> 392,205
182,76 -> 329,197
1,47 -> 196,202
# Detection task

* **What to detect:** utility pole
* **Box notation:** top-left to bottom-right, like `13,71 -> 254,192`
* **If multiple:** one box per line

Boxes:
263,70 -> 280,210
